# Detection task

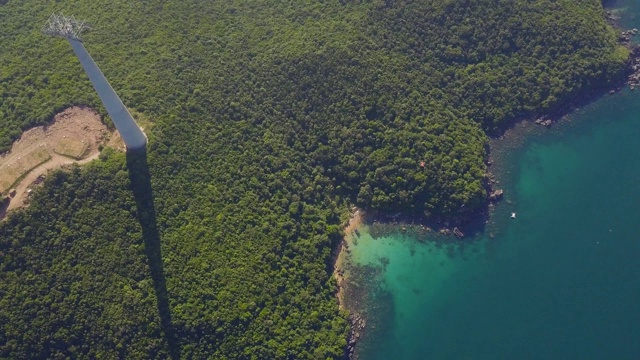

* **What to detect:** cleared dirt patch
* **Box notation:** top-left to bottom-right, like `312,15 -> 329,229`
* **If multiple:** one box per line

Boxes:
0,106 -> 121,218
54,138 -> 89,159
0,147 -> 52,191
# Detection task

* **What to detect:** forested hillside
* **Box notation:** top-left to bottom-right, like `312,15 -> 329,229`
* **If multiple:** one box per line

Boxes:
0,0 -> 628,358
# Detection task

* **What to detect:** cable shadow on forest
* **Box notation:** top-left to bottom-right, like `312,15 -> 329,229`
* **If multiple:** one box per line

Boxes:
126,149 -> 181,359
0,198 -> 8,220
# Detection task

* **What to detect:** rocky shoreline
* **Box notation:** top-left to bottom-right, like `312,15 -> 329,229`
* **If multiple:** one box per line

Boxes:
345,312 -> 366,359
627,46 -> 640,89
334,209 -> 366,359
485,9 -> 640,217
605,8 -> 640,91
511,9 -> 639,133
335,208 -> 484,360
338,7 -> 640,359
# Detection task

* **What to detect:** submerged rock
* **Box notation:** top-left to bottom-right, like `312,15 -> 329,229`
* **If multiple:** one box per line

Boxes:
489,189 -> 504,201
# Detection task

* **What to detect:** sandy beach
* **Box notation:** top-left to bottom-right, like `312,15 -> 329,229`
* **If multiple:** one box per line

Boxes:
333,208 -> 364,310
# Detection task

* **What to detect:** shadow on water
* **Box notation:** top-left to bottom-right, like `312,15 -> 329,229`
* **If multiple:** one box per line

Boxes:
126,149 -> 181,360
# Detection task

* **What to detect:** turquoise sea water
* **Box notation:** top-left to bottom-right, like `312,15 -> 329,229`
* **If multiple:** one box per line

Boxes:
349,4 -> 640,359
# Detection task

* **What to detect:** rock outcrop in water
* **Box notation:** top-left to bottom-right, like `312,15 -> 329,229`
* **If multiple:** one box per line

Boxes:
604,9 -> 640,91
346,313 -> 366,359
534,117 -> 553,127
489,189 -> 504,201
628,46 -> 640,90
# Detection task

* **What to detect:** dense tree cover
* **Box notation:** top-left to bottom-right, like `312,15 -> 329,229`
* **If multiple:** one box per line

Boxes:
0,155 -> 171,358
0,0 -> 628,358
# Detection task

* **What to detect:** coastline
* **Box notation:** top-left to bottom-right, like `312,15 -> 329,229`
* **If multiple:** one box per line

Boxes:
481,8 -> 640,228
334,208 -> 370,360
334,208 -> 364,311
336,86 -> 640,359
334,5 -> 640,358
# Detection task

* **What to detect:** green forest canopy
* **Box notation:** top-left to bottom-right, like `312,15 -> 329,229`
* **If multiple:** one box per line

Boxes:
0,0 -> 628,358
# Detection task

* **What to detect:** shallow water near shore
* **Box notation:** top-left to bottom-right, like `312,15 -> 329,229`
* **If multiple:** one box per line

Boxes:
347,5 -> 640,358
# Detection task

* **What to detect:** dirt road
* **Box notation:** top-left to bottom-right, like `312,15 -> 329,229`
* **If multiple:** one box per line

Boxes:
0,106 -> 120,219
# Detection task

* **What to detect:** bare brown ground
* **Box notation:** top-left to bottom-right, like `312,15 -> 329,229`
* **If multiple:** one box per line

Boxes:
333,208 -> 364,310
0,106 -> 122,219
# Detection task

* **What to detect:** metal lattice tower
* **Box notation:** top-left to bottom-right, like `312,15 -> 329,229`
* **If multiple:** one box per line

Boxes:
43,13 -> 90,41
43,13 -> 147,151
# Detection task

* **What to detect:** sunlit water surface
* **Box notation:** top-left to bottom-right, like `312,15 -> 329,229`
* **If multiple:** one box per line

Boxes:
349,3 -> 640,359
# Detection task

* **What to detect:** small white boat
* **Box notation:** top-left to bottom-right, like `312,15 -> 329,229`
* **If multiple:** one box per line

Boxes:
511,212 -> 516,219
